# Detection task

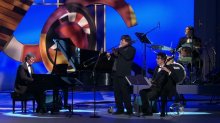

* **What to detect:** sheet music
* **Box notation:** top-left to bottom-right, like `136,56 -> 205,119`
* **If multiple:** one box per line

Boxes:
144,77 -> 152,87
125,75 -> 152,94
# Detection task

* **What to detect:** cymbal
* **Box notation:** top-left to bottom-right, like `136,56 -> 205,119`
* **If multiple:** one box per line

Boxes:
181,43 -> 192,48
180,43 -> 202,49
150,44 -> 173,51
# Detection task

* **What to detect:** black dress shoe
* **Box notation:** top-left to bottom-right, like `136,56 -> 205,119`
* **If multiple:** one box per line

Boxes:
64,105 -> 71,109
36,108 -> 47,114
36,108 -> 40,113
125,111 -> 133,116
160,113 -> 165,117
113,110 -> 124,115
142,112 -> 153,116
64,105 -> 71,112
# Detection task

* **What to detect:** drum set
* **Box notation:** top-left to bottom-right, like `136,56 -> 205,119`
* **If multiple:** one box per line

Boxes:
150,43 -> 203,84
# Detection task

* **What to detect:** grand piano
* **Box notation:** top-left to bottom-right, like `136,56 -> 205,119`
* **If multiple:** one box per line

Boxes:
31,39 -> 114,112
33,38 -> 114,88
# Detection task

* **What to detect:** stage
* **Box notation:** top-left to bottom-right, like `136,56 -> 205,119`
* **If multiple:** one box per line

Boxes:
0,86 -> 220,123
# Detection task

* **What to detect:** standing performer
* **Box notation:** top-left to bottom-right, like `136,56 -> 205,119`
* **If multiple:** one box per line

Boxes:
106,35 -> 136,115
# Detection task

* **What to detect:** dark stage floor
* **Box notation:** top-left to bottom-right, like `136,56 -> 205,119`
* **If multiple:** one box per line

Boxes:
0,91 -> 220,123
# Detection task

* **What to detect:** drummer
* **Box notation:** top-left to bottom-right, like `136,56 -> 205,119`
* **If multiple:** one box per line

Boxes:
177,26 -> 202,60
176,26 -> 203,83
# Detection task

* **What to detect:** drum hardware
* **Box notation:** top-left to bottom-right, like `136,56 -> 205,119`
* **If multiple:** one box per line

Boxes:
169,62 -> 186,84
178,57 -> 192,63
177,41 -> 204,84
150,44 -> 173,51
169,103 -> 184,115
166,55 -> 175,65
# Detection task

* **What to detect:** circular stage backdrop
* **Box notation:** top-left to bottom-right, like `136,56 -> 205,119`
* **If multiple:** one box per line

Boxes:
40,3 -> 96,71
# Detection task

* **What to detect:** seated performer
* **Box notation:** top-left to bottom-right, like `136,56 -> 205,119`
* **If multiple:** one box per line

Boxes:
139,52 -> 177,117
177,26 -> 203,83
14,53 -> 46,113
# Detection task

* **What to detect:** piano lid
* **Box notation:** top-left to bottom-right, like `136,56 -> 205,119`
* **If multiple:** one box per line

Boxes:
52,38 -> 113,73
52,64 -> 68,75
53,39 -> 80,71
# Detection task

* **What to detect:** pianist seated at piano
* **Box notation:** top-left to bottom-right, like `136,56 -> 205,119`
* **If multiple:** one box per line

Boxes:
14,53 -> 46,113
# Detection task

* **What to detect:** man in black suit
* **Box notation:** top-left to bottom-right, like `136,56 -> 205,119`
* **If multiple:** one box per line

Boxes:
177,26 -> 202,55
139,52 -> 177,117
14,53 -> 46,113
177,26 -> 202,83
107,35 -> 136,115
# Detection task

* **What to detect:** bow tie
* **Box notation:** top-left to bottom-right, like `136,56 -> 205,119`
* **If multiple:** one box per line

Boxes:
28,65 -> 31,67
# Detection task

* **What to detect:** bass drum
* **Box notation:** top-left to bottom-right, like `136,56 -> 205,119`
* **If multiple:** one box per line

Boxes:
169,62 -> 186,84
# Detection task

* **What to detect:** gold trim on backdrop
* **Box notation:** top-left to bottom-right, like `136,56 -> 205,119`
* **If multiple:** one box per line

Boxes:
94,4 -> 97,50
32,0 -> 64,6
104,5 -> 106,51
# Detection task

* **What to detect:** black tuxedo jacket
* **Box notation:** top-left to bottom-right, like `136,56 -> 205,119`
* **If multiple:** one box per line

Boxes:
14,62 -> 34,94
112,45 -> 136,77
151,65 -> 177,98
177,36 -> 202,49
177,36 -> 202,58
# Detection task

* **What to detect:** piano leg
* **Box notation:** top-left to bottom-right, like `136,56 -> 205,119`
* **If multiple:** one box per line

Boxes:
62,88 -> 69,108
66,87 -> 81,117
51,88 -> 69,112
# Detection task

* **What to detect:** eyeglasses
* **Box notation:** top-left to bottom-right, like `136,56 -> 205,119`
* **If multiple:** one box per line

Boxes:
29,58 -> 35,62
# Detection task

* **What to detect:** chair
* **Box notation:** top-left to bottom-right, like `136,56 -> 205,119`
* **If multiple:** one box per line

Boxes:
10,91 -> 35,113
159,90 -> 179,117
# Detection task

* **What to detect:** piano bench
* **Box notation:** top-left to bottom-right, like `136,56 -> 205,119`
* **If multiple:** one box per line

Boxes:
10,92 -> 35,113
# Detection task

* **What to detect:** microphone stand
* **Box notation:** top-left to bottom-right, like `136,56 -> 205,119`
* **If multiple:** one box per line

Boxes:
50,39 -> 59,114
142,23 -> 160,37
190,36 -> 194,84
190,35 -> 198,84
52,40 -> 58,74
90,50 -> 102,118
53,39 -> 81,117
205,44 -> 211,82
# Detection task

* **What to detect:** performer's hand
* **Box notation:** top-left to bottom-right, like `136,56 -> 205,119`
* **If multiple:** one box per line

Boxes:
161,66 -> 171,74
119,44 -> 123,48
106,53 -> 111,60
170,49 -> 176,54
112,48 -> 118,56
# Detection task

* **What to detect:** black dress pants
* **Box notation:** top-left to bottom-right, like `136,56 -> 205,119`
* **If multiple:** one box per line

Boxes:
27,84 -> 46,111
139,87 -> 160,113
113,75 -> 132,113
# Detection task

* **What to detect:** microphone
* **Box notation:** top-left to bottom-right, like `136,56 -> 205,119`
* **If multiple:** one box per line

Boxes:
83,64 -> 88,68
212,47 -> 216,55
100,47 -> 104,53
53,39 -> 60,43
53,39 -> 58,43
158,22 -> 160,29
130,40 -> 136,44
99,48 -> 104,55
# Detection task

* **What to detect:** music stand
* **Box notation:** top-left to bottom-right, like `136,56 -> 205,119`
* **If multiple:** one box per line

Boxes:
66,78 -> 83,118
135,32 -> 151,44
125,74 -> 152,117
135,33 -> 151,76
126,75 -> 152,94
